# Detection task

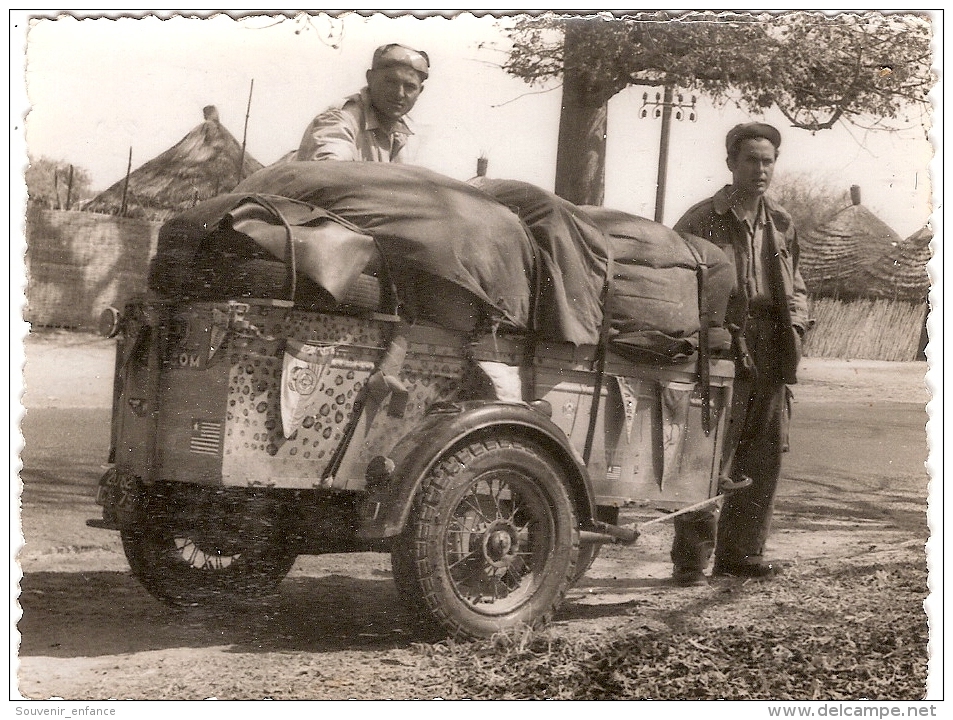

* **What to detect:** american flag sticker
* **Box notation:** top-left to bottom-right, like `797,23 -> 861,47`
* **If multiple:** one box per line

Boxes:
189,419 -> 223,456
606,465 -> 622,481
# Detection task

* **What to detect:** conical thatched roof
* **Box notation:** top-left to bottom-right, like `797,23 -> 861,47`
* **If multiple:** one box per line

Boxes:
87,106 -> 264,221
799,186 -> 902,299
860,224 -> 932,301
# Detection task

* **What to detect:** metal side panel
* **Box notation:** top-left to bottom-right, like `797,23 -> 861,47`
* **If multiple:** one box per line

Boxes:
327,345 -> 468,491
220,350 -> 376,488
112,333 -> 158,477
217,311 -> 389,489
533,354 -> 733,511
533,367 -> 589,445
155,362 -> 230,485
591,376 -> 730,510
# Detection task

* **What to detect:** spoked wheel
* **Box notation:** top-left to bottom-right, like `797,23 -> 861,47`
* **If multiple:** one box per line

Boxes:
392,437 -> 579,639
120,484 -> 296,607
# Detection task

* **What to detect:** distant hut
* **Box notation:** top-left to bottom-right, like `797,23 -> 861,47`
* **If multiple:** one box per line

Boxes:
863,224 -> 933,302
87,105 -> 264,221
799,185 -> 901,299
800,187 -> 929,362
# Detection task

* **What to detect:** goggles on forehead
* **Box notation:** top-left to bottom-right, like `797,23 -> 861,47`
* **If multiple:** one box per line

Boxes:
372,43 -> 429,79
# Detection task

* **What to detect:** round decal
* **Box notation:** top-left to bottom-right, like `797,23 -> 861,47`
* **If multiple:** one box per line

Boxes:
290,366 -> 318,395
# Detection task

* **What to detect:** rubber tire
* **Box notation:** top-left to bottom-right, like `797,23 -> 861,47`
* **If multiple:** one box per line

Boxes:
573,544 -> 601,584
393,437 -> 579,640
120,489 -> 296,607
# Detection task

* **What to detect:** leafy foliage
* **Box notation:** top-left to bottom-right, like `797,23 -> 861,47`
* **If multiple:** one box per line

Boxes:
770,171 -> 850,240
504,11 -> 935,132
25,155 -> 94,209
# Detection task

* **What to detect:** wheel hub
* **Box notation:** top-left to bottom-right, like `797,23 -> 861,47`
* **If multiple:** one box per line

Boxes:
482,520 -> 519,568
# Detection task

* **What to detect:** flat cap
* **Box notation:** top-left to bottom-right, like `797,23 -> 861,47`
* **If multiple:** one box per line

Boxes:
372,43 -> 429,79
726,122 -> 781,153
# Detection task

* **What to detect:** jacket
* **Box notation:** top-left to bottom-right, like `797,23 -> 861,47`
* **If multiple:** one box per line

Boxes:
674,185 -> 811,384
296,88 -> 413,163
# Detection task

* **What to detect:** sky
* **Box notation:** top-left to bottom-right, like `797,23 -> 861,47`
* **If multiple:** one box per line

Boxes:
13,10 -> 939,238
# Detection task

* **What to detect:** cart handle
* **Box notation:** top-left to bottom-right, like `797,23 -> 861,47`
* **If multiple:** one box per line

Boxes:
635,494 -> 724,530
584,493 -> 729,547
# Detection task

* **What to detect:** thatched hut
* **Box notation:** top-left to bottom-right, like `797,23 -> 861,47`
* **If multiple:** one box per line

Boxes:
799,187 -> 930,362
862,224 -> 932,302
799,185 -> 902,299
87,106 -> 264,221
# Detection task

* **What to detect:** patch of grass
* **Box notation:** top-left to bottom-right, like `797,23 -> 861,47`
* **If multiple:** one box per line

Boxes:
420,561 -> 929,700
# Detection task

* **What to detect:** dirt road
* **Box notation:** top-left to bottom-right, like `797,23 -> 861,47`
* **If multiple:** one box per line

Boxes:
13,331 -> 934,700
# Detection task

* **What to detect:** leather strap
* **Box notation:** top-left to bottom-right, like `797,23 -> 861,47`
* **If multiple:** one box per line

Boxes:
681,236 -> 712,436
583,237 -> 615,466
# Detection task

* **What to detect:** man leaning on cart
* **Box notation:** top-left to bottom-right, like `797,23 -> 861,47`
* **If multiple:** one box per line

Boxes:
296,43 -> 429,163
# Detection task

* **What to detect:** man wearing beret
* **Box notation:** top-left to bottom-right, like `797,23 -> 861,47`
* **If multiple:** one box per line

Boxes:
670,122 -> 812,586
296,43 -> 429,163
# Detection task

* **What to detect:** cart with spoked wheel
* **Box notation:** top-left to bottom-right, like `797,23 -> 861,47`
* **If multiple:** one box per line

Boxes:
89,162 -> 738,639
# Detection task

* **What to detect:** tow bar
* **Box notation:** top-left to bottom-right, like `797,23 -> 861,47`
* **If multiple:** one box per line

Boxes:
579,482 -> 751,547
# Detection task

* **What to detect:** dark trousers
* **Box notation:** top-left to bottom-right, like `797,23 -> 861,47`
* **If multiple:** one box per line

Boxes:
671,313 -> 790,571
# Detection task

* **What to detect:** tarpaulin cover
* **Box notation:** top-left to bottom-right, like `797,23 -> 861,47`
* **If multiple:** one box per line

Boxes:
234,162 -> 536,331
148,194 -> 378,308
150,162 -> 537,332
581,206 -> 736,362
468,178 -> 610,345
147,162 -> 734,356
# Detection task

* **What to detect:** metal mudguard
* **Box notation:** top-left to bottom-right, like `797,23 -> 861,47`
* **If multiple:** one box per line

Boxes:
357,400 -> 597,540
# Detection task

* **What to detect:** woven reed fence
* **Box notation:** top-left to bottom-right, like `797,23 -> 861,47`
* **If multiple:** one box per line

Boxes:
803,296 -> 929,362
24,206 -> 161,329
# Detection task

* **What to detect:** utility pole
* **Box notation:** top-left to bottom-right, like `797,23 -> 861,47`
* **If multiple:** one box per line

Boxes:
239,78 -> 254,182
120,147 -> 132,217
640,87 -> 697,224
65,164 -> 74,210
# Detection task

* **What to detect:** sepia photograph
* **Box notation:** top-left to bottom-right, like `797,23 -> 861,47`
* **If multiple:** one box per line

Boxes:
11,9 -> 940,708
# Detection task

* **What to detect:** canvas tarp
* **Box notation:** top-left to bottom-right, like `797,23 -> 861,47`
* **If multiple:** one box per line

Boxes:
148,162 -> 734,356
466,183 -> 734,357
583,206 -> 735,330
149,162 -> 537,333
467,177 -> 610,346
234,162 -> 540,332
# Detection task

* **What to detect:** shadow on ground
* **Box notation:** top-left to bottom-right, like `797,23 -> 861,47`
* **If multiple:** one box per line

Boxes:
18,571 -> 446,658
